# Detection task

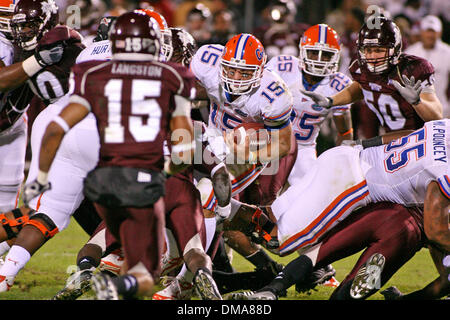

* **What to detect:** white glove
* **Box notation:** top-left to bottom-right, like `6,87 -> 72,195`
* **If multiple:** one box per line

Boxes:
23,179 -> 51,206
215,203 -> 231,220
392,75 -> 422,105
300,89 -> 333,109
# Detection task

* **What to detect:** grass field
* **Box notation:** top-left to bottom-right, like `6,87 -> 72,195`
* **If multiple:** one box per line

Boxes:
0,217 -> 440,301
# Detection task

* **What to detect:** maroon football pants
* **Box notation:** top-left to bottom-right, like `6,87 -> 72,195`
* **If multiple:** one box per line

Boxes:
164,175 -> 207,255
313,202 -> 425,299
93,198 -> 166,278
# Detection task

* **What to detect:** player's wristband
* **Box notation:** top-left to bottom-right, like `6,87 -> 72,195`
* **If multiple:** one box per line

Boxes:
215,203 -> 231,219
22,55 -> 43,77
361,136 -> 383,149
37,170 -> 49,185
411,98 -> 421,106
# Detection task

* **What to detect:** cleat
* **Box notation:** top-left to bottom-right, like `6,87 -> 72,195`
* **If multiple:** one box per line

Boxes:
296,264 -> 337,293
91,272 -> 119,300
98,249 -> 124,276
152,276 -> 193,300
380,286 -> 403,300
52,268 -> 94,300
350,253 -> 386,299
225,290 -> 256,300
53,268 -> 94,300
0,275 -> 13,292
321,276 -> 340,288
243,290 -> 277,300
193,269 -> 222,300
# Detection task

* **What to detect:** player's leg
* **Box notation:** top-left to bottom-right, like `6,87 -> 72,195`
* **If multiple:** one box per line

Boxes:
91,201 -> 165,300
381,246 -> 450,300
154,177 -> 221,300
0,118 -> 28,261
329,204 -> 424,300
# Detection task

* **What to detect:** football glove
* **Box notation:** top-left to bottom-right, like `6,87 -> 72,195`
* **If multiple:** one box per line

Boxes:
300,89 -> 333,109
392,75 -> 422,105
35,43 -> 64,67
23,179 -> 51,206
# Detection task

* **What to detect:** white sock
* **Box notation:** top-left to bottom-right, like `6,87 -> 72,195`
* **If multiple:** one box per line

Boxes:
177,264 -> 194,283
0,242 -> 11,256
204,217 -> 216,252
0,245 -> 31,277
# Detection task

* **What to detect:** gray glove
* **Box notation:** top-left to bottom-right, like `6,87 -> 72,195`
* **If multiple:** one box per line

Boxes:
392,75 -> 422,105
300,89 -> 333,108
23,179 -> 51,206
35,43 -> 64,67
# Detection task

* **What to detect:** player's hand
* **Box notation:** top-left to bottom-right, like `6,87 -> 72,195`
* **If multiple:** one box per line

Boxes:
34,43 -> 64,67
23,179 -> 51,206
300,89 -> 333,109
392,75 -> 422,105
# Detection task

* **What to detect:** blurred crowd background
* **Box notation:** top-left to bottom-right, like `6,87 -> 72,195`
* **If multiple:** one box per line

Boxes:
53,0 -> 450,147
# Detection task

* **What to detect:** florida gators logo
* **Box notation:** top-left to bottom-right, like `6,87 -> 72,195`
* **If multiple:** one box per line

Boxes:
255,48 -> 264,61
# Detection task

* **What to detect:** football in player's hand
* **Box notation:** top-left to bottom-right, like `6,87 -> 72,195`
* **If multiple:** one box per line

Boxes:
232,122 -> 270,151
38,25 -> 82,49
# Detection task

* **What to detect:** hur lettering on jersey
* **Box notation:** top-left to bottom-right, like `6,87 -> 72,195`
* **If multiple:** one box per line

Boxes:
432,122 -> 447,163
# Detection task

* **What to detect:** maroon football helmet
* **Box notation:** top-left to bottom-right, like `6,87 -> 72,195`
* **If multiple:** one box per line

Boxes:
109,11 -> 162,61
357,17 -> 402,74
10,0 -> 59,51
169,27 -> 196,66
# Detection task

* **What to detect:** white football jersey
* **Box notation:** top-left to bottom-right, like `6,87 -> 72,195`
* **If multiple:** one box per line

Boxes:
361,119 -> 450,206
0,33 -> 14,67
266,55 -> 352,147
76,39 -> 111,64
191,44 -> 293,132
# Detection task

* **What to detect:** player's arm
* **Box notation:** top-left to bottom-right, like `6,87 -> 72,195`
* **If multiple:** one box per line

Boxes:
333,109 -> 353,145
211,163 -> 232,220
423,181 -> 450,252
301,81 -> 364,108
165,95 -> 195,176
392,74 -> 443,121
22,102 -> 89,205
258,122 -> 293,162
0,44 -> 64,92
411,91 -> 443,121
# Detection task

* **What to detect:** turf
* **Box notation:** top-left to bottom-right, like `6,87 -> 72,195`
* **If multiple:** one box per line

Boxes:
0,217 -> 439,300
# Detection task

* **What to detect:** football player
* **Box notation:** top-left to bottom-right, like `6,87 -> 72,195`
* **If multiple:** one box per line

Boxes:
0,0 -> 65,259
266,24 -> 354,186
23,11 -> 198,300
302,17 -> 443,134
228,119 -> 450,300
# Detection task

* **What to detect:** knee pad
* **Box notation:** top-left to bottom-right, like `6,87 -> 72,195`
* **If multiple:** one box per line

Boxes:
0,207 -> 34,240
24,213 -> 59,240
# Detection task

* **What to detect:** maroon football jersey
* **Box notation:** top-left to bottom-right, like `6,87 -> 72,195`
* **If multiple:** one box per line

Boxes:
70,59 -> 196,171
0,34 -> 84,133
28,40 -> 85,106
349,53 -> 435,132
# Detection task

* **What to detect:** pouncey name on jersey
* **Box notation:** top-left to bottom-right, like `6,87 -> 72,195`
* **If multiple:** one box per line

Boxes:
361,119 -> 450,206
267,55 -> 352,146
190,44 -> 293,132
